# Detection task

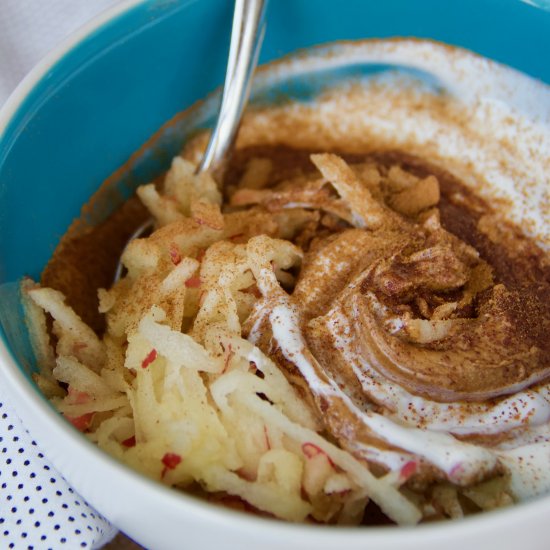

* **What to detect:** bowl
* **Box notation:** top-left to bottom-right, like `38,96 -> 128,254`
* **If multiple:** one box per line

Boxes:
1,1 -> 549,549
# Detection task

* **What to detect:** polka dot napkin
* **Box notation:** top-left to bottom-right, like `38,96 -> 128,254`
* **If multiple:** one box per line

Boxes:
1,2 -> 124,548
0,389 -> 118,549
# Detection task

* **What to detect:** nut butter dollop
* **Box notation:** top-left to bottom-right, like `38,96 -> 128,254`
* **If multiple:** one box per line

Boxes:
238,149 -> 550,492
295,154 -> 549,403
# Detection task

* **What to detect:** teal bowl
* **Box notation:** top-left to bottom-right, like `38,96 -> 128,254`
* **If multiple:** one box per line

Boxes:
0,1 -> 549,549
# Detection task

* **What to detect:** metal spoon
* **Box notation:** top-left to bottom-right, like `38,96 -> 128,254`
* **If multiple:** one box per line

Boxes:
114,0 -> 267,281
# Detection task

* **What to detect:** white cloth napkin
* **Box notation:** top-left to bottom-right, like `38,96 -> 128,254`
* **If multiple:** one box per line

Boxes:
0,0 -> 120,104
1,2 -> 123,548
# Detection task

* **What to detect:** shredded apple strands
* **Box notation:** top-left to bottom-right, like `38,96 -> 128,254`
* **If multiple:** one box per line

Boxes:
22,156 -> 419,525
24,152 -> 538,525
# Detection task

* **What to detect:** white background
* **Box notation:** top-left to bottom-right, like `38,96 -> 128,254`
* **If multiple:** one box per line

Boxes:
0,0 -> 121,105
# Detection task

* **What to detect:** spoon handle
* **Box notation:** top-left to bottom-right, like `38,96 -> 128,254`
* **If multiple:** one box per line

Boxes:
197,0 -> 267,173
113,0 -> 267,283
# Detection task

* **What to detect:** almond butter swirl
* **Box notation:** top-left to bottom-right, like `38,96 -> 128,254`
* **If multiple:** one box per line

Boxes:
300,156 -> 549,403
235,148 -> 550,500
